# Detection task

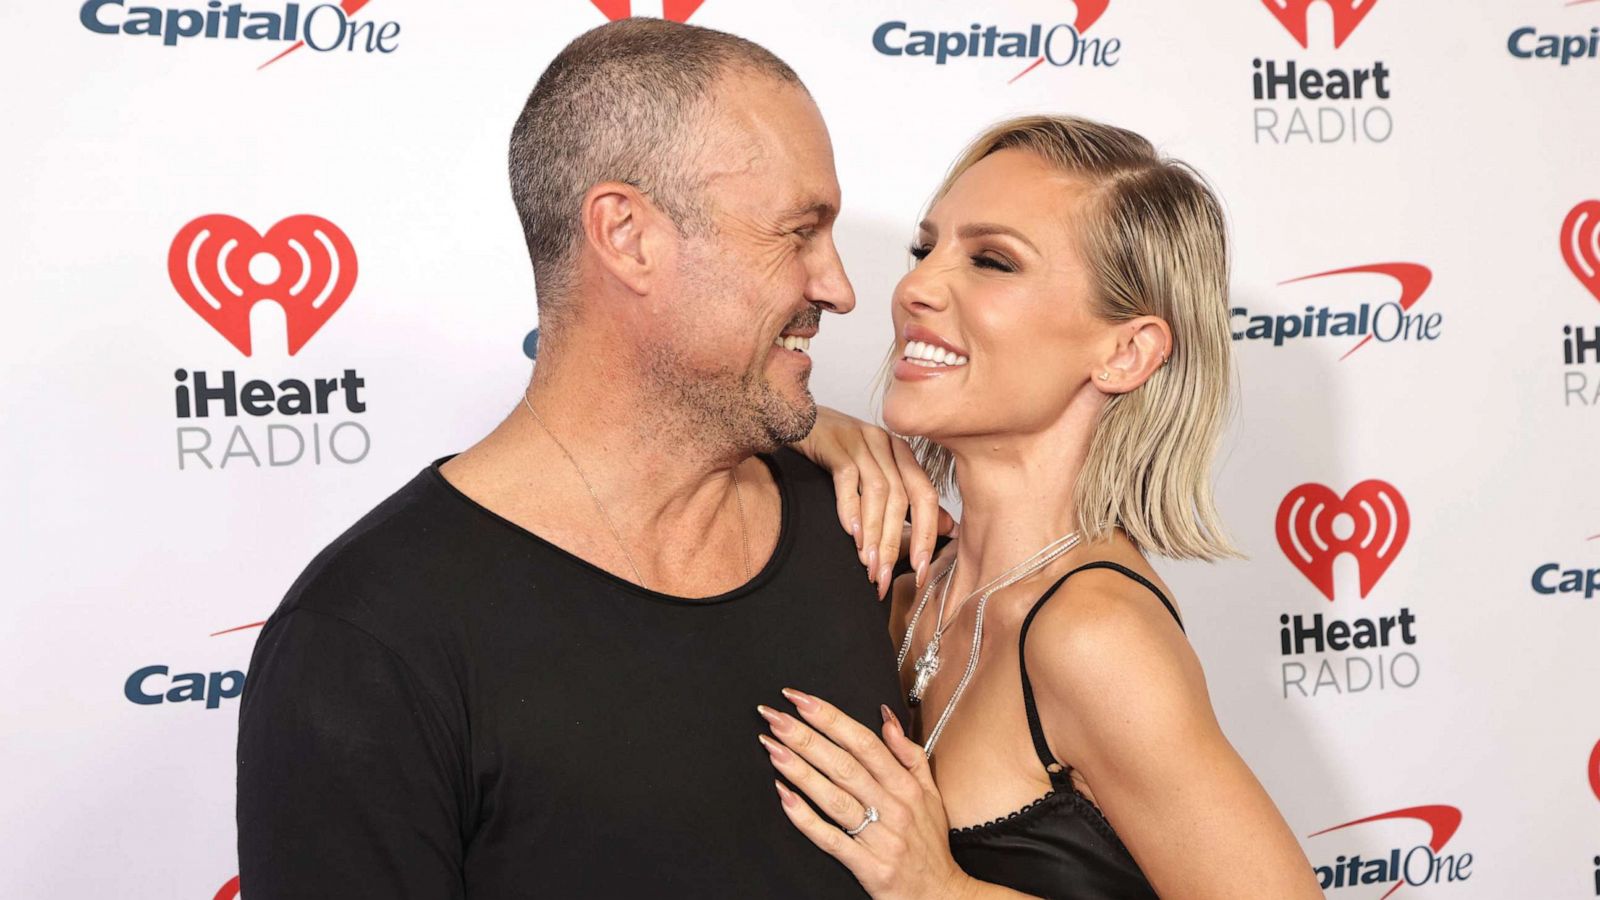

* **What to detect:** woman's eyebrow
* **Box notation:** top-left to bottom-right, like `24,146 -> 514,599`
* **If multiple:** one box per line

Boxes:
915,220 -> 1038,254
956,223 -> 1039,254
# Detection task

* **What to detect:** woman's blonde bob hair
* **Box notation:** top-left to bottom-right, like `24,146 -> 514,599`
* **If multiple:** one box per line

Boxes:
896,115 -> 1240,561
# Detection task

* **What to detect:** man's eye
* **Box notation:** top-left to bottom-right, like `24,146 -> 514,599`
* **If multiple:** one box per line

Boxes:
793,227 -> 817,241
909,244 -> 931,261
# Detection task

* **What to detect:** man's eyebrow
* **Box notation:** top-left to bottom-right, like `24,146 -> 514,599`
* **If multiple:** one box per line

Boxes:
918,220 -> 1039,254
783,200 -> 838,224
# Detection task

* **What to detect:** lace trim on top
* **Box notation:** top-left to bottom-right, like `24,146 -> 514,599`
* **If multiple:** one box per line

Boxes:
947,781 -> 1132,857
948,790 -> 1060,837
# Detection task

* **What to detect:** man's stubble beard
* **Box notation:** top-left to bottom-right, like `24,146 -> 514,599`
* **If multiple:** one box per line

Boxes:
642,340 -> 817,458
648,240 -> 820,456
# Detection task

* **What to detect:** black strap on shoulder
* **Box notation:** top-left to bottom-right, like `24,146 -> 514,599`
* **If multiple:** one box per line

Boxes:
1018,561 -> 1185,783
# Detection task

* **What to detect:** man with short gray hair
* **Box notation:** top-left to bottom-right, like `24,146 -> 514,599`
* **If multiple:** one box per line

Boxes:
237,17 -> 909,898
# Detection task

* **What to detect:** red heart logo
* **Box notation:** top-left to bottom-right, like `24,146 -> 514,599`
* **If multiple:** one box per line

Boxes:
1276,480 -> 1409,601
1260,0 -> 1380,49
590,0 -> 705,23
168,214 -> 357,357
1561,200 -> 1600,304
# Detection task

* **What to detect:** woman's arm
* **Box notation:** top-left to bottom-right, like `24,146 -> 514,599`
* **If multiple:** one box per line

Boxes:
1025,570 -> 1322,899
790,406 -> 954,598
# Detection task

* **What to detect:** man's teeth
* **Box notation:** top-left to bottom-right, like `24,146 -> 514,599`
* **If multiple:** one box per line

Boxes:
902,340 -> 968,367
774,335 -> 811,352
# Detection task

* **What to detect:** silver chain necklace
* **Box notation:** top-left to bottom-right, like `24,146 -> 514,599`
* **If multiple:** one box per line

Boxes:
895,531 -> 1080,754
521,392 -> 751,590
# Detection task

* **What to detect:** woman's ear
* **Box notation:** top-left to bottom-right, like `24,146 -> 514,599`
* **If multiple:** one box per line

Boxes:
1094,316 -> 1172,395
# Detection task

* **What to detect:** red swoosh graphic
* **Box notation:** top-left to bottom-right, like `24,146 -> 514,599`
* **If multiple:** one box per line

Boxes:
1278,263 -> 1433,361
210,620 -> 267,637
259,1 -> 374,70
1012,1 -> 1112,82
1308,805 -> 1461,899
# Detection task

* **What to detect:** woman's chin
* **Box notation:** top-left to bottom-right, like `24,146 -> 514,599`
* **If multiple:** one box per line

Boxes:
882,394 -> 938,441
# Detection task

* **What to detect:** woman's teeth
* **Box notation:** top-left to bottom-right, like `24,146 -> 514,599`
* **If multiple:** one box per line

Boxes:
773,335 -> 811,352
902,340 -> 968,367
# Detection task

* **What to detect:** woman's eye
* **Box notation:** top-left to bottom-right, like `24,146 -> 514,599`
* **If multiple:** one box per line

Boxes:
909,244 -> 931,261
973,254 -> 1015,273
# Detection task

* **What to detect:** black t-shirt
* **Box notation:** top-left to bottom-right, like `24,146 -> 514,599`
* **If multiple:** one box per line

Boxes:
236,448 -> 907,899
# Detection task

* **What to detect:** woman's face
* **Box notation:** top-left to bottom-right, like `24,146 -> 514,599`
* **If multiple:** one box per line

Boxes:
883,149 -> 1108,445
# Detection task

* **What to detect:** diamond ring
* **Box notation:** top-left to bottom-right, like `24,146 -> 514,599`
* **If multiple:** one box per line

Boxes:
845,806 -> 879,837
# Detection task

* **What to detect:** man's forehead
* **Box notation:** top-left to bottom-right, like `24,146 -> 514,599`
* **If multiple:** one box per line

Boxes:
699,77 -> 839,200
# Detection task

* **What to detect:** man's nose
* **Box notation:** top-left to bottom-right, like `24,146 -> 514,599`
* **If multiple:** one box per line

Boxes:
808,236 -> 856,314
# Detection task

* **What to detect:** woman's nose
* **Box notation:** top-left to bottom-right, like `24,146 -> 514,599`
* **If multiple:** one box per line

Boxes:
894,259 -> 950,315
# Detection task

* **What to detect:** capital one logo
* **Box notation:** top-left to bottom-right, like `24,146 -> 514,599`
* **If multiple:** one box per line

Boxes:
78,0 -> 400,68
1231,263 -> 1437,358
870,1 -> 1120,84
1277,481 -> 1410,601
1562,200 -> 1600,304
1307,805 -> 1471,896
169,214 -> 357,356
1261,0 -> 1381,49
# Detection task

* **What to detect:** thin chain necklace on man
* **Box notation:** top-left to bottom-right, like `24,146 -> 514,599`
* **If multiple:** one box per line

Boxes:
521,392 -> 751,590
894,530 -> 1081,755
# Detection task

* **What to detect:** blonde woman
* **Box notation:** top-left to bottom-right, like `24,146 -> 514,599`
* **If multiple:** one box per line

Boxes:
756,117 -> 1322,899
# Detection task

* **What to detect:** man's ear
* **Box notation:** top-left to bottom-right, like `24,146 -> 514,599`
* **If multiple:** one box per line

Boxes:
1094,316 -> 1173,395
580,181 -> 665,297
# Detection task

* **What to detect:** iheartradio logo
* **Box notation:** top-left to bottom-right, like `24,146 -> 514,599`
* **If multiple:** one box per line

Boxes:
1261,0 -> 1381,49
589,0 -> 704,22
1562,199 -> 1600,304
168,214 -> 357,356
1277,481 -> 1410,601
1589,738 -> 1600,805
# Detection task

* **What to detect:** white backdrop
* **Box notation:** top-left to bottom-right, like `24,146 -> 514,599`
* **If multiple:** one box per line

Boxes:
4,2 -> 1598,897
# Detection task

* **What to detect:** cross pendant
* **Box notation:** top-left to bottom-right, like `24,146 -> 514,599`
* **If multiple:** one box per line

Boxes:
909,640 -> 941,708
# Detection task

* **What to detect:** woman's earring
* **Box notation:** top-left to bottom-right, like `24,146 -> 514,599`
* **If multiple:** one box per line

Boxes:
1098,371 -> 1110,381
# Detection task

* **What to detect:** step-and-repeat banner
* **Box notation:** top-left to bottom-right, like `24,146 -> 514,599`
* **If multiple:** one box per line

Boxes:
5,1 -> 1598,897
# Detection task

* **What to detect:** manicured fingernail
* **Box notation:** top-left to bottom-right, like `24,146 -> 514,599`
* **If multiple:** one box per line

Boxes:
757,704 -> 782,726
851,519 -> 861,548
880,704 -> 900,728
878,563 -> 892,590
759,733 -> 792,762
775,780 -> 799,808
781,687 -> 818,712
915,554 -> 929,588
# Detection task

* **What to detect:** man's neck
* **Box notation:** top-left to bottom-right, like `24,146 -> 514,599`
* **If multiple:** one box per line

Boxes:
441,343 -> 777,597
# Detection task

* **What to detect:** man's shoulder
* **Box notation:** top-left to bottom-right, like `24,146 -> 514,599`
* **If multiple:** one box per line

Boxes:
270,462 -> 470,633
769,445 -> 833,500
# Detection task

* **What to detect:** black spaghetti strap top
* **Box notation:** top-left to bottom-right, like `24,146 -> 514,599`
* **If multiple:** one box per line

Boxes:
947,561 -> 1184,900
